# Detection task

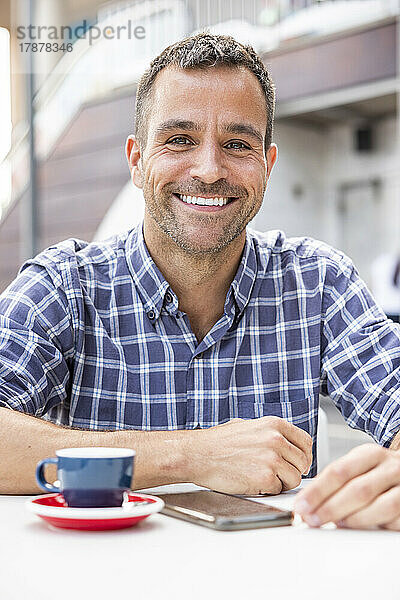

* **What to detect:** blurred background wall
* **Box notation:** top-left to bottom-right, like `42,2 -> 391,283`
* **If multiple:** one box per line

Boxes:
1,0 -> 400,461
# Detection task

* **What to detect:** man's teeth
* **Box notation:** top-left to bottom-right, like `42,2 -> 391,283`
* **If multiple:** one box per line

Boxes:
177,194 -> 229,206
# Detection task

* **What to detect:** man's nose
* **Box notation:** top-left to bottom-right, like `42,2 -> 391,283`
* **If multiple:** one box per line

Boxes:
189,142 -> 228,183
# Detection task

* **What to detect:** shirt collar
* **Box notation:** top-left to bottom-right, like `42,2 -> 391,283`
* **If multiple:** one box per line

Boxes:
125,222 -> 259,320
229,228 -> 258,318
125,222 -> 170,319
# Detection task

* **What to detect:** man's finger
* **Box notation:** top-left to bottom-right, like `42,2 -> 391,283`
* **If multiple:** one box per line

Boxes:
268,416 -> 313,459
294,444 -> 384,517
300,460 -> 400,527
381,516 -> 400,531
339,485 -> 400,530
278,434 -> 312,475
274,456 -> 303,491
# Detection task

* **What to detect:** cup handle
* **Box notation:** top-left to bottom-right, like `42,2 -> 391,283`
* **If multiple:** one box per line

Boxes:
36,457 -> 60,493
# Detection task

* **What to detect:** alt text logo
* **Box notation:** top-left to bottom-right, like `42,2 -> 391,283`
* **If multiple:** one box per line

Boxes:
16,19 -> 146,46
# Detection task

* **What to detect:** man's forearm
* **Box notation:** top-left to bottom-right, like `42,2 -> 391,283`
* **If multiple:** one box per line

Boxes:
0,407 -> 191,494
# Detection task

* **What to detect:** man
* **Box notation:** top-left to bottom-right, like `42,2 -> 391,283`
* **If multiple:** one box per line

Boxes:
1,32 -> 400,531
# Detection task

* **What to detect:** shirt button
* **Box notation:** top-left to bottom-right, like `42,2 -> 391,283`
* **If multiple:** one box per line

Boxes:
147,310 -> 156,320
165,292 -> 173,304
195,352 -> 203,359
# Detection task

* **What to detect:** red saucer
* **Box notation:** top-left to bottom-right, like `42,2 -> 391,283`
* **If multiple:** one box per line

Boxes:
27,492 -> 164,531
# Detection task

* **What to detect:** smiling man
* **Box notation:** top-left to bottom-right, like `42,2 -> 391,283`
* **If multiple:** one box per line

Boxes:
127,60 -> 275,342
1,32 -> 400,531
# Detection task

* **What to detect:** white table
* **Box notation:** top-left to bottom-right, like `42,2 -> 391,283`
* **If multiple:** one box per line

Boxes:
1,481 -> 400,600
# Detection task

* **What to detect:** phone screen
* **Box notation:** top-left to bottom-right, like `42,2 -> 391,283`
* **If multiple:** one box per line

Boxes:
156,490 -> 293,530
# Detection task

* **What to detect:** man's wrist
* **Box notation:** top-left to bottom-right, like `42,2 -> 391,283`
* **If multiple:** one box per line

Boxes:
173,428 -> 207,484
145,428 -> 206,486
161,430 -> 191,483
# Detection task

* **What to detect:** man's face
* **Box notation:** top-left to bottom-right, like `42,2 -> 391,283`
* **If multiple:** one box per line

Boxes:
127,65 -> 277,254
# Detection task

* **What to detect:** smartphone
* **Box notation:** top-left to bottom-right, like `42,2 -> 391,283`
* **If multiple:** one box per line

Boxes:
156,490 -> 293,530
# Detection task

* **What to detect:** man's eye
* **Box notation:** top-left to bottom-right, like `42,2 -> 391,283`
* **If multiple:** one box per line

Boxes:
167,137 -> 192,146
166,138 -> 249,150
226,141 -> 250,151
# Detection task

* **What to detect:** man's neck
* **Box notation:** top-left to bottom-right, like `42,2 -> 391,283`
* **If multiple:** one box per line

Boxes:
143,222 -> 246,340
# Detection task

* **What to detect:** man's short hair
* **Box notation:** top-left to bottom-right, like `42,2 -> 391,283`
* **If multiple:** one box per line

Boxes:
135,31 -> 275,154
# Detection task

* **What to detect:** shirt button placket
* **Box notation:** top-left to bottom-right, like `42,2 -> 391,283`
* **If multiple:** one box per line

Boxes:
186,349 -> 204,429
192,350 -> 205,428
186,355 -> 195,428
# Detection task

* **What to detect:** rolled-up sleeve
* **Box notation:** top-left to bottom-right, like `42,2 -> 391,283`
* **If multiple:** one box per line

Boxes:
0,262 -> 74,416
320,257 -> 400,446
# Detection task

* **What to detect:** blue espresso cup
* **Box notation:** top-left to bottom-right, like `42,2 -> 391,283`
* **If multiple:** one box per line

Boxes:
36,447 -> 135,508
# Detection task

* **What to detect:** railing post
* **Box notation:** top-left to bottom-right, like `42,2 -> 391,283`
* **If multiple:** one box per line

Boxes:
21,0 -> 39,262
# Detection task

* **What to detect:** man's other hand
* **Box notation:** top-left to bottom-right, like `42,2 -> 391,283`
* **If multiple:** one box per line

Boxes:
190,416 -> 313,495
294,444 -> 400,530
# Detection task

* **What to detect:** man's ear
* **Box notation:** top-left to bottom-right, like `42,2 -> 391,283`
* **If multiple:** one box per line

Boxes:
125,135 -> 143,189
266,143 -> 278,180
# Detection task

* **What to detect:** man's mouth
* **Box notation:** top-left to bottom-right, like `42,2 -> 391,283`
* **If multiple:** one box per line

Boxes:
173,193 -> 238,208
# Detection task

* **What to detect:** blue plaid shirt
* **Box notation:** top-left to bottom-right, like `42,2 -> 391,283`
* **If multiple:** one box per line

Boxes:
1,222 -> 400,476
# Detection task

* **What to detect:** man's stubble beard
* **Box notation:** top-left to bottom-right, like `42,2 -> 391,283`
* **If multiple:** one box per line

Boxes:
143,183 -> 264,257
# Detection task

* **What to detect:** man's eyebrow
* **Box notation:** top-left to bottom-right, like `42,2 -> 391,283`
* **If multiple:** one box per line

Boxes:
155,119 -> 264,144
155,119 -> 202,135
223,122 -> 264,145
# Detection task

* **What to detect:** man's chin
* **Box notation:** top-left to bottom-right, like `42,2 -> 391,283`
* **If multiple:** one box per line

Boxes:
147,210 -> 245,254
172,239 -> 226,255
170,232 -> 241,256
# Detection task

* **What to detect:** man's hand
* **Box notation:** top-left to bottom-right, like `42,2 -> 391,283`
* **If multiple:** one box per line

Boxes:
189,416 -> 313,495
294,443 -> 400,530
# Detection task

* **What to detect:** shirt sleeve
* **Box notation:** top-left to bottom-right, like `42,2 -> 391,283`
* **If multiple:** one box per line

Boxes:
0,261 -> 74,417
320,257 -> 400,447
